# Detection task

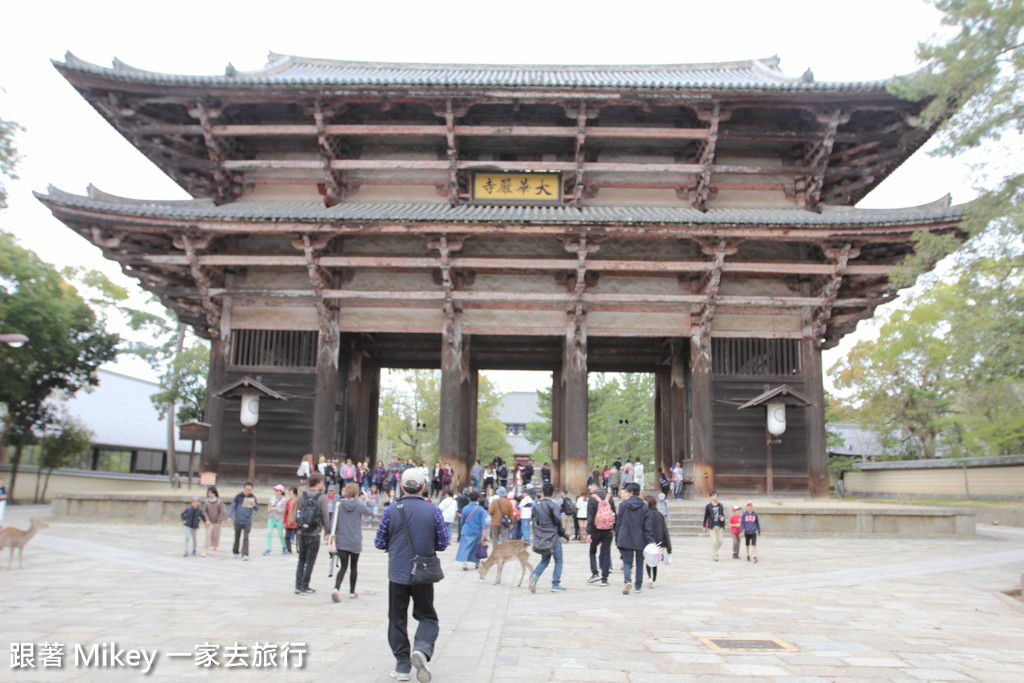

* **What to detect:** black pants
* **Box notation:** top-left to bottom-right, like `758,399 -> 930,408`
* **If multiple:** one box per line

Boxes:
232,522 -> 251,556
295,533 -> 320,590
285,528 -> 296,553
646,564 -> 659,581
333,550 -> 360,593
388,581 -> 439,673
572,517 -> 581,539
589,528 -> 612,579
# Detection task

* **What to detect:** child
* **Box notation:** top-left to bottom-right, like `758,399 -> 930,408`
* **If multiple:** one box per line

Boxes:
729,505 -> 742,559
181,496 -> 203,557
656,492 -> 670,520
740,500 -> 761,563
201,486 -> 225,557
283,487 -> 298,554
644,495 -> 672,587
264,484 -> 287,555
366,484 -> 380,528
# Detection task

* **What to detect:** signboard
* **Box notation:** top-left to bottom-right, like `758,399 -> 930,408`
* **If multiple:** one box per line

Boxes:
471,171 -> 562,204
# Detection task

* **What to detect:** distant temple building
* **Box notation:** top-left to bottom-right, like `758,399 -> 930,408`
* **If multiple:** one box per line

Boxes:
497,391 -> 541,462
39,53 -> 963,496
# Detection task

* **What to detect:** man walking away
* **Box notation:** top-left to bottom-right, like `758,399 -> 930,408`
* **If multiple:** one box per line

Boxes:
703,490 -> 726,562
528,483 -> 569,593
488,487 -> 514,545
585,482 -> 616,587
615,483 -> 653,594
227,482 -> 259,560
295,472 -> 330,594
375,468 -> 449,682
470,460 -> 483,493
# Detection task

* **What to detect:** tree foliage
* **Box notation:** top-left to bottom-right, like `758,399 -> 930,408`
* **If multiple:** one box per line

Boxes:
890,0 -> 1024,279
0,107 -> 21,210
150,340 -> 210,423
0,233 -> 119,496
831,260 -> 1024,458
526,373 -> 656,469
35,414 -> 93,503
376,370 -> 511,465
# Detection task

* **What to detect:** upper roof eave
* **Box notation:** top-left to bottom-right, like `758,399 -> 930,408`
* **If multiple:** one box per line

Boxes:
35,185 -> 965,228
54,51 -> 897,95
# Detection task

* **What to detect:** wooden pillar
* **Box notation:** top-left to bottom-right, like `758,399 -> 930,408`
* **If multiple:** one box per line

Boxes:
803,337 -> 829,497
670,340 -> 689,477
200,334 -> 228,477
457,366 -> 478,489
311,324 -> 341,459
655,370 -> 673,475
561,329 -> 589,496
689,336 -> 714,497
439,320 -> 469,474
365,364 -> 381,469
343,339 -> 367,463
550,369 -> 563,488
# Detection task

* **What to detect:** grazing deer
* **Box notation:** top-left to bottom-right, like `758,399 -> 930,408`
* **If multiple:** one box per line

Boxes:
477,540 -> 533,587
0,518 -> 49,569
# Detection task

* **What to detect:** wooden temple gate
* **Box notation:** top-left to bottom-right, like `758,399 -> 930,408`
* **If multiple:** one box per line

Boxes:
39,53 -> 963,496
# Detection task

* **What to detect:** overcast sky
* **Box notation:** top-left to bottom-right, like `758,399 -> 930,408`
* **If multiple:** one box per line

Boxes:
0,0 -> 974,392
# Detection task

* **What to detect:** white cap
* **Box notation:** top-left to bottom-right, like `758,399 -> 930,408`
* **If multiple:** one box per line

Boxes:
401,468 -> 424,490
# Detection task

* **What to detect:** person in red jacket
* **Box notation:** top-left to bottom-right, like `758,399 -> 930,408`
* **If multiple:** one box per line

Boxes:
283,487 -> 298,554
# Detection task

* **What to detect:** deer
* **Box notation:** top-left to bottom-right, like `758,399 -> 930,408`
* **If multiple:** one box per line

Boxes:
477,540 -> 533,587
0,518 -> 49,569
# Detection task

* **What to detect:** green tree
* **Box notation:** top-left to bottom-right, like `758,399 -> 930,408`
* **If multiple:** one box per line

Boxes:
474,374 -> 513,463
34,414 -> 93,503
831,264 -> 1024,458
0,233 -> 119,498
890,0 -> 1024,279
150,339 -> 210,424
0,108 -> 21,209
525,386 -> 553,463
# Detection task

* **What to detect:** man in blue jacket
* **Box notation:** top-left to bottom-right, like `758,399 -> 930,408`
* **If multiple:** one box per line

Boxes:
614,482 -> 653,594
227,482 -> 259,560
375,468 -> 449,682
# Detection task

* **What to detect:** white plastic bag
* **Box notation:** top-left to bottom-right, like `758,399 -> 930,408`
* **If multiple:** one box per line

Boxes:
643,542 -> 661,568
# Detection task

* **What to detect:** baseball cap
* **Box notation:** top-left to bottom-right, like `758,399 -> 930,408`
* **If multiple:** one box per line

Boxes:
273,484 -> 285,492
401,468 -> 424,490
745,500 -> 753,506
732,505 -> 741,510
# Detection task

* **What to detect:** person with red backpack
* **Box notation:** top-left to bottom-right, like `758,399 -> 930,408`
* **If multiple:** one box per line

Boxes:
585,481 -> 617,587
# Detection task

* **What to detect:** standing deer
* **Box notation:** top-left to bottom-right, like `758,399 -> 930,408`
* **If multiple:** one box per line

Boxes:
0,518 -> 49,569
477,540 -> 533,587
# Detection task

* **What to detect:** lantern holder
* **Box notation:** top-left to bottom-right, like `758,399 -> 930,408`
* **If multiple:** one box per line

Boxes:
738,385 -> 814,498
212,377 -> 287,483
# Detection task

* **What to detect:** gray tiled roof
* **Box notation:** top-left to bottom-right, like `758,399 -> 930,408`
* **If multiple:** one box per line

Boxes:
57,52 -> 888,92
38,186 -> 962,227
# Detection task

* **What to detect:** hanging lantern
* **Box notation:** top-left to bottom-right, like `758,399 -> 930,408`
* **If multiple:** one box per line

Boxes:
240,392 -> 260,427
766,401 -> 786,436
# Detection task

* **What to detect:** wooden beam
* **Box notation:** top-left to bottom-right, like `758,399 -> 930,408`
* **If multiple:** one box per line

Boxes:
811,243 -> 855,345
175,233 -> 220,338
191,102 -> 240,204
805,109 -> 843,210
445,100 -> 459,206
313,101 -> 345,207
573,104 -> 587,207
692,103 -> 720,212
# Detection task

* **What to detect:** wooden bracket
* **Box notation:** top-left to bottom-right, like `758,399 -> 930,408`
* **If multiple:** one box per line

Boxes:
191,102 -> 240,205
692,102 -> 721,212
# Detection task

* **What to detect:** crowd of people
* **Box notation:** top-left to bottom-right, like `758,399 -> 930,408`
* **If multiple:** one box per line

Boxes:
176,456 -> 762,681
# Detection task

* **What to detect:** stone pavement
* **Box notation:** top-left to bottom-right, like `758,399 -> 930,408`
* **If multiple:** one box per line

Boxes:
1,502 -> 1022,682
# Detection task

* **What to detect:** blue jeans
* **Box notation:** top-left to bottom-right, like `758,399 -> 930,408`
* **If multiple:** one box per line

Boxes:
531,537 -> 563,587
673,481 -> 684,499
621,547 -> 644,588
520,518 -> 531,544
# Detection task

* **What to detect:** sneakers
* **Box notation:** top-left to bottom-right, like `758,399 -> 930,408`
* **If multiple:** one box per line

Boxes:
635,586 -> 642,594
389,670 -> 411,681
212,549 -> 217,556
411,650 -> 432,682
295,587 -> 315,595
183,552 -> 189,557
622,583 -> 631,595
650,580 -> 656,589
191,550 -> 196,556
331,591 -> 340,603
713,556 -> 719,562
201,552 -> 207,557
754,557 -> 759,563
263,550 -> 271,556
747,556 -> 751,562
550,585 -> 567,592
599,579 -> 609,587
242,555 -> 249,561
586,574 -> 600,584
528,575 -> 537,594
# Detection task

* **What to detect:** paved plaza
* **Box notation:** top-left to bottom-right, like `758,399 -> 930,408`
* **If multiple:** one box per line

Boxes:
1,501 -> 1023,682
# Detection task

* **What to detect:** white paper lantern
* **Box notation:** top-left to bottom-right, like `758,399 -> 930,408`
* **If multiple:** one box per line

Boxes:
766,401 -> 786,436
240,392 -> 260,427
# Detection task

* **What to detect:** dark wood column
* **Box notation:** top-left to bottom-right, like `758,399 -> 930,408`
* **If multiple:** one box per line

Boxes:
457,366 -> 478,489
561,330 -> 589,496
654,370 -> 669,475
803,337 -> 829,497
669,340 -> 689,476
311,325 -> 342,459
439,321 -> 469,475
690,336 -> 715,497
365,364 -> 381,469
200,334 -> 228,477
549,369 -> 563,488
343,339 -> 367,462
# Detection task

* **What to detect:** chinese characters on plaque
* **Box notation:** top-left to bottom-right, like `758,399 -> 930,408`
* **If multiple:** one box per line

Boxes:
471,171 -> 562,205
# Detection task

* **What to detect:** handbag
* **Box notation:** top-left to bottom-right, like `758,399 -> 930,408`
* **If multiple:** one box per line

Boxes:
531,500 -> 558,556
474,541 -> 489,559
396,503 -> 444,585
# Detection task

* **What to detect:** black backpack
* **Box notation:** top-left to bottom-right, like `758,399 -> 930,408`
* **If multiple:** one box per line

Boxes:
297,492 -> 322,532
560,496 -> 577,516
498,464 -> 508,479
